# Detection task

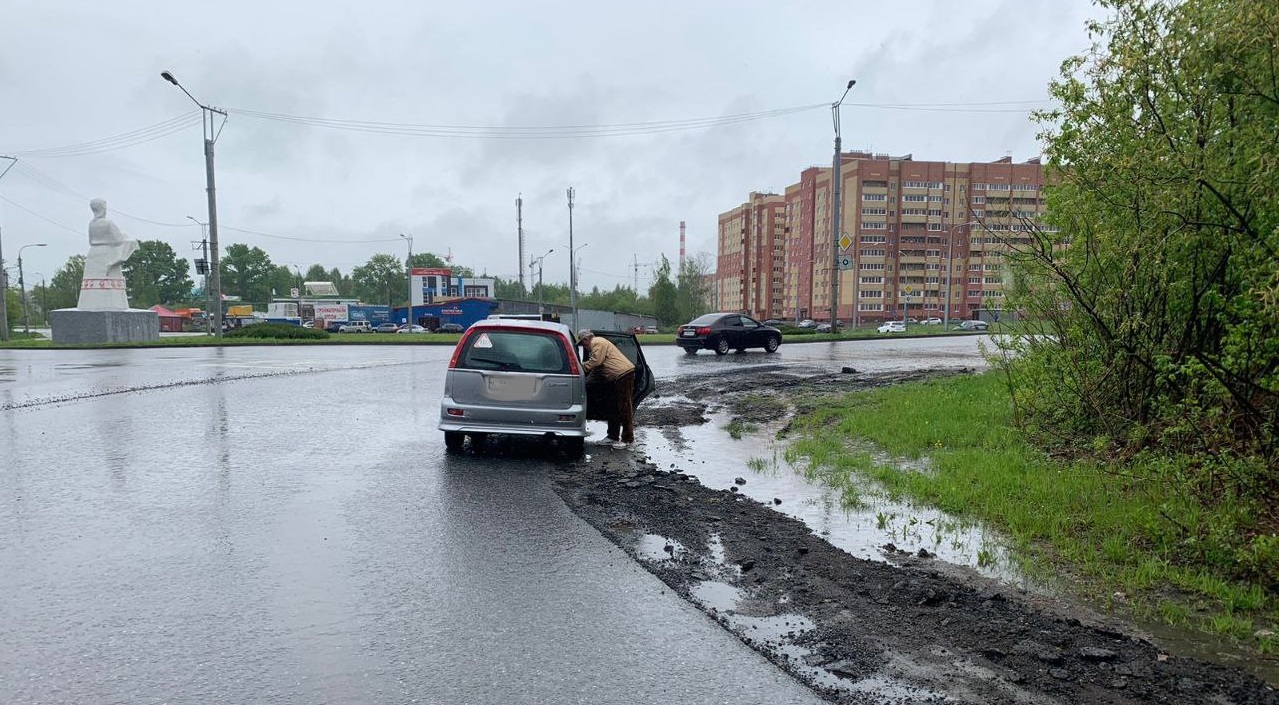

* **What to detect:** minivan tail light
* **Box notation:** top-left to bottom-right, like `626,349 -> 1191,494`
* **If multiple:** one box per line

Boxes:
446,408 -> 465,417
561,334 -> 581,375
448,329 -> 477,368
696,326 -> 711,336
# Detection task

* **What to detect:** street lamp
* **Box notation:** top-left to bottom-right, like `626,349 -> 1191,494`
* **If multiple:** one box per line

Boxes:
946,221 -> 983,328
0,155 -> 17,341
187,215 -> 213,334
566,187 -> 577,328
529,248 -> 554,317
400,233 -> 413,327
829,79 -> 856,328
17,243 -> 46,334
162,70 -> 227,338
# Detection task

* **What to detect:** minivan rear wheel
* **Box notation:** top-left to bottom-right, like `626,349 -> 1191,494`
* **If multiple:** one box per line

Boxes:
714,337 -> 730,355
444,431 -> 464,452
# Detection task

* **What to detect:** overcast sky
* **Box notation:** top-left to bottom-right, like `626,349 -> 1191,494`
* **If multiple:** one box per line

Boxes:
0,0 -> 1098,295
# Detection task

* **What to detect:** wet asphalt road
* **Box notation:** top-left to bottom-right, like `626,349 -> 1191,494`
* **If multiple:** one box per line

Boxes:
0,337 -> 988,704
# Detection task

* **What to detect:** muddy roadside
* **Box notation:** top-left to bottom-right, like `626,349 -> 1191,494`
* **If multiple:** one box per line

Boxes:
549,366 -> 1279,705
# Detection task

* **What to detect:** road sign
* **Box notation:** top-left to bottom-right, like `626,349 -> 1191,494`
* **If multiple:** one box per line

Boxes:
838,255 -> 854,270
290,287 -> 300,298
838,234 -> 853,251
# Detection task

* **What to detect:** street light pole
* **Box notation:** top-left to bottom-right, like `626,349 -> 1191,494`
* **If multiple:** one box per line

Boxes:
567,187 -> 577,328
0,155 -> 17,341
400,233 -> 413,327
162,71 -> 227,338
17,243 -> 46,334
530,248 -> 554,318
829,79 -> 855,329
946,221 -> 981,328
187,215 -> 212,334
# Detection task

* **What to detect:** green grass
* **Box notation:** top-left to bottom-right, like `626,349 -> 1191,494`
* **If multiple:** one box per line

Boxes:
786,370 -> 1278,649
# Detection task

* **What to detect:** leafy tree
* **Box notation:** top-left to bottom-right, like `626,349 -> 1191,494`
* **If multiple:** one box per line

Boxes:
304,264 -> 330,284
123,240 -> 194,307
326,268 -> 351,296
409,253 -> 448,269
994,0 -> 1279,579
648,256 -> 678,327
4,286 -> 18,331
352,253 -> 405,307
675,253 -> 714,323
220,244 -> 278,305
47,255 -> 85,311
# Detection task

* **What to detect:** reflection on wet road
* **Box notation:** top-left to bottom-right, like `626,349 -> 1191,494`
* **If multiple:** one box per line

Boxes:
1,343 -> 846,705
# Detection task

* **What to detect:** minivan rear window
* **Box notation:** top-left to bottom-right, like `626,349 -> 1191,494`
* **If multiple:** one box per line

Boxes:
458,330 -> 570,374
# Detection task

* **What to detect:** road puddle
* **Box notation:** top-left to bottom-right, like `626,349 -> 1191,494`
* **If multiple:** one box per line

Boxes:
640,409 -> 1040,592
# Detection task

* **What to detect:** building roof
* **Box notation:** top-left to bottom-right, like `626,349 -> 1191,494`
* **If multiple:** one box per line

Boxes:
150,305 -> 181,317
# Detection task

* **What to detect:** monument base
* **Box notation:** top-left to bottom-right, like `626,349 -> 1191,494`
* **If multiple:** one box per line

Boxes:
50,309 -> 160,344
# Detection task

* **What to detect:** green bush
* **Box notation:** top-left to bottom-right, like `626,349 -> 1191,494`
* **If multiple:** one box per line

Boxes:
224,323 -> 329,340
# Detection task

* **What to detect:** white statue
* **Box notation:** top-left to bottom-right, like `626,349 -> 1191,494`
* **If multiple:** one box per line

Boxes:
78,198 -> 138,310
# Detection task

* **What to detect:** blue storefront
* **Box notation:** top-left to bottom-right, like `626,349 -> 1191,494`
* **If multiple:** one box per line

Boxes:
395,298 -> 498,330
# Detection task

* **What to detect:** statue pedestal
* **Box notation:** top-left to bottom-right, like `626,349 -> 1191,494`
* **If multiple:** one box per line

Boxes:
50,309 -> 160,344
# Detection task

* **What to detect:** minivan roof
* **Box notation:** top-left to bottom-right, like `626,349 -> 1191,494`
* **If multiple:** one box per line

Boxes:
468,318 -> 574,338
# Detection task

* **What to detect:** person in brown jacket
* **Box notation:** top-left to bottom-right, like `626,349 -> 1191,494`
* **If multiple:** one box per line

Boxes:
579,329 -> 637,449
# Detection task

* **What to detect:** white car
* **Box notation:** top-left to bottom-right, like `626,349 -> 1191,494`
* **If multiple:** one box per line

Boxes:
798,319 -> 816,329
338,321 -> 372,333
877,321 -> 906,334
921,317 -> 942,325
397,324 -> 428,334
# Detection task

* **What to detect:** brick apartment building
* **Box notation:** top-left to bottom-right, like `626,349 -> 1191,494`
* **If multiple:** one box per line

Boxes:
716,153 -> 1049,324
716,192 -> 785,315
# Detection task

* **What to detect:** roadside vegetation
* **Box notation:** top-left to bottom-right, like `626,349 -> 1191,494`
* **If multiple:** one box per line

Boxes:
789,0 -> 1279,653
224,323 -> 329,340
787,371 -> 1278,652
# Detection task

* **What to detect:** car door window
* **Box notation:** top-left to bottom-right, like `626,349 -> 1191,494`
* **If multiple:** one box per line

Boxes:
740,317 -> 760,330
596,332 -> 655,405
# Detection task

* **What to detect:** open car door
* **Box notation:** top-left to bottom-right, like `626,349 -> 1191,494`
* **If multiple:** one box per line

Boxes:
581,330 -> 656,421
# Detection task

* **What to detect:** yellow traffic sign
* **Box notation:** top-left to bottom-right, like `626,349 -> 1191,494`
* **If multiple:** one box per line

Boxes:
838,234 -> 852,251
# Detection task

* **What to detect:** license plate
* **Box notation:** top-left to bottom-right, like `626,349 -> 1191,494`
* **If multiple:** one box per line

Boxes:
681,330 -> 696,337
486,375 -> 537,400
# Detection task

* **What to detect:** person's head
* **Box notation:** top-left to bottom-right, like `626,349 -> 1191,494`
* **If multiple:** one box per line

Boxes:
578,329 -> 594,343
89,198 -> 107,217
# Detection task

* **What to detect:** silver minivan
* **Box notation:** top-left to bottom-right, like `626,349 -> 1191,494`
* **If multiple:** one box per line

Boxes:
438,320 -> 654,456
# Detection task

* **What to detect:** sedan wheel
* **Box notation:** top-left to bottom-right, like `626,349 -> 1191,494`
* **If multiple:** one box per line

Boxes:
765,336 -> 780,353
714,337 -> 730,355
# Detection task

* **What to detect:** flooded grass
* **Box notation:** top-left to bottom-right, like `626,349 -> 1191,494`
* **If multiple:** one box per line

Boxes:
787,370 -> 1279,653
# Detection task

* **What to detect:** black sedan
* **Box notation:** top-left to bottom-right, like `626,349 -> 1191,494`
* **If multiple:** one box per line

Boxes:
676,313 -> 782,355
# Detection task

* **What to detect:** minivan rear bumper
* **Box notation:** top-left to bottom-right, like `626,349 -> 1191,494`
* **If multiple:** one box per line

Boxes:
438,397 -> 587,437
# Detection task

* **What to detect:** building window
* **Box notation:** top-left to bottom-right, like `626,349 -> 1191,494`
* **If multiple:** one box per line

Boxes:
863,193 -> 887,201
861,290 -> 883,298
927,223 -> 943,231
863,180 -> 888,188
902,194 -> 927,202
861,207 -> 887,216
860,248 -> 886,257
929,195 -> 943,202
859,262 -> 886,270
927,209 -> 944,217
971,183 -> 987,190
858,303 -> 883,311
859,234 -> 886,243
860,276 -> 883,284
862,222 -> 886,230
972,196 -> 985,204
902,208 -> 927,216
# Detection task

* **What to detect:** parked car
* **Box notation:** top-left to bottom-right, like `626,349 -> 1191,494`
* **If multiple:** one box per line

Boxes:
676,312 -> 783,355
921,317 -> 942,325
763,319 -> 784,327
300,320 -> 315,328
338,321 -> 372,333
797,319 -> 816,329
397,324 -> 428,334
374,322 -> 401,333
436,323 -> 465,334
632,325 -> 660,335
953,319 -> 990,331
438,320 -> 654,457
905,317 -> 919,324
877,321 -> 906,333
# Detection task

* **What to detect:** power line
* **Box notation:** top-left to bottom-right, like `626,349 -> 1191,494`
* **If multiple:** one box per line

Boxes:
218,223 -> 407,244
0,195 -> 82,235
9,113 -> 203,158
227,103 -> 827,139
13,162 -> 197,228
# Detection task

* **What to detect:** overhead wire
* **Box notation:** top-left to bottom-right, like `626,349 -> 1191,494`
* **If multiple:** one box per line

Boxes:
10,112 -> 203,158
0,195 -> 82,235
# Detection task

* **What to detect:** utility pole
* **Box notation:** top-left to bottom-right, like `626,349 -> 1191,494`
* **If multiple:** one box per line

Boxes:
162,71 -> 227,338
189,216 -> 211,334
530,248 -> 554,317
829,80 -> 855,329
400,233 -> 413,326
516,195 -> 525,293
567,187 -> 577,328
0,155 -> 17,342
